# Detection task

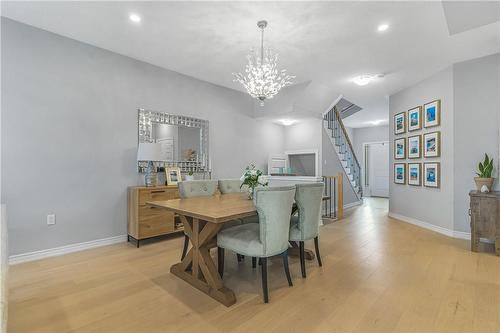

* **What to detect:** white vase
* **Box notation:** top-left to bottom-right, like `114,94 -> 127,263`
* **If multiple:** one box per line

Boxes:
185,175 -> 194,181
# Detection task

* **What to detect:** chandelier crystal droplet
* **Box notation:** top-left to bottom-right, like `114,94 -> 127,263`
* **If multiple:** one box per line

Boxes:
232,20 -> 295,105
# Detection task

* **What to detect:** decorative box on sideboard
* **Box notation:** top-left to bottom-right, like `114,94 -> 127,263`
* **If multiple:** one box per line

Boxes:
469,190 -> 500,256
127,185 -> 182,247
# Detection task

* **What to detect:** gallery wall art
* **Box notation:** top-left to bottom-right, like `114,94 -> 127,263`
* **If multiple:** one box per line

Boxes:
394,112 -> 406,135
424,100 -> 441,128
393,99 -> 441,188
408,106 -> 422,131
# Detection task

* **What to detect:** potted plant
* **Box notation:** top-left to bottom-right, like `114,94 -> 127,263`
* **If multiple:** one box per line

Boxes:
474,153 -> 495,191
240,164 -> 268,199
185,170 -> 195,181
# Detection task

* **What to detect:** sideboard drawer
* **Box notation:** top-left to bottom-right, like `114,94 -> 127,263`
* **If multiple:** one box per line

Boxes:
138,205 -> 171,218
138,188 -> 177,205
139,214 -> 175,238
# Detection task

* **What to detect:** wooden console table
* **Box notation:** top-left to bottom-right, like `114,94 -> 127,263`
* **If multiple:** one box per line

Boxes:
469,190 -> 500,256
127,185 -> 181,247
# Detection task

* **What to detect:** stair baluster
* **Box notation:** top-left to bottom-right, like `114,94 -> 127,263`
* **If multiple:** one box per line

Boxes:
323,106 -> 363,198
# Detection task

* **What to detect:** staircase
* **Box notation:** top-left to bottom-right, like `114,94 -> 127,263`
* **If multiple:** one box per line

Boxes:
323,106 -> 363,199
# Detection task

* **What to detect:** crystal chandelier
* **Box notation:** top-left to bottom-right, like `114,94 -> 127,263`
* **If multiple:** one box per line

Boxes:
233,20 -> 295,105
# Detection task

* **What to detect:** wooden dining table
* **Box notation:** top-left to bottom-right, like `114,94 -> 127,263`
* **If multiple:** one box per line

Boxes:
147,192 -> 321,306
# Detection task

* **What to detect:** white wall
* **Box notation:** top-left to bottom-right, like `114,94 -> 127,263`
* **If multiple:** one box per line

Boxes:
350,125 -> 389,187
1,18 -> 285,256
389,67 -> 455,231
453,54 -> 500,233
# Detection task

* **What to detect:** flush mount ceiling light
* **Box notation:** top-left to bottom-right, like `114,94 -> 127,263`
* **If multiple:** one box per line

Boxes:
233,20 -> 295,106
377,23 -> 389,32
278,119 -> 297,126
352,74 -> 384,86
129,13 -> 141,23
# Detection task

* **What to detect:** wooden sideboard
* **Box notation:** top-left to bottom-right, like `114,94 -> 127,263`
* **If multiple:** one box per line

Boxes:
469,190 -> 500,256
127,185 -> 181,247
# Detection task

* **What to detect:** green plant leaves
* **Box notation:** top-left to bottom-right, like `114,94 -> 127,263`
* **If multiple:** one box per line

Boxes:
477,153 -> 494,178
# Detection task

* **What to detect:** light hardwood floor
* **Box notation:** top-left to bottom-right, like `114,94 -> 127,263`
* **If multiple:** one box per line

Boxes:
7,198 -> 500,332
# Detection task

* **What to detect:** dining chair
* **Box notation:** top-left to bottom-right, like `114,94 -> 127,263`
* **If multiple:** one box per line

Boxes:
217,186 -> 296,303
178,180 -> 218,260
218,179 -> 244,194
218,179 -> 259,228
289,183 -> 324,278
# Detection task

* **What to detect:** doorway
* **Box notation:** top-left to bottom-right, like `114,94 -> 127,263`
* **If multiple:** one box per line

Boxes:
363,141 -> 389,198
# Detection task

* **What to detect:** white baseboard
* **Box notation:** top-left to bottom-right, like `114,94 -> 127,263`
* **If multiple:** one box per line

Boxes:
9,235 -> 127,265
388,212 -> 494,243
388,212 -> 454,237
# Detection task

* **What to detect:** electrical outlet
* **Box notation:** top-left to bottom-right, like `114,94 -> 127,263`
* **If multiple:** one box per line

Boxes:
47,214 -> 56,225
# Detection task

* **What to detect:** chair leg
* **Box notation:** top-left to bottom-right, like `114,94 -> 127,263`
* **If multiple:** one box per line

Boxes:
261,257 -> 269,303
218,247 -> 225,278
181,234 -> 189,260
252,257 -> 256,268
282,250 -> 293,287
314,236 -> 323,267
299,241 -> 306,278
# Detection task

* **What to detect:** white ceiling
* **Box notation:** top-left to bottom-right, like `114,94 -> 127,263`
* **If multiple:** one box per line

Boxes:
2,1 -> 499,128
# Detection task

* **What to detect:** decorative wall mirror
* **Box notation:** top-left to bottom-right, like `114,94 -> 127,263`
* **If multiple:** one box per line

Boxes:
137,109 -> 209,175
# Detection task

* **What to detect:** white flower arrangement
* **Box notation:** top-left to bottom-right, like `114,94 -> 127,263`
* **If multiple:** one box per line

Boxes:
240,164 -> 268,199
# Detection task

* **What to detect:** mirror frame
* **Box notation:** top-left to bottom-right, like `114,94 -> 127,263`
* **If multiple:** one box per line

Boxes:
137,108 -> 209,173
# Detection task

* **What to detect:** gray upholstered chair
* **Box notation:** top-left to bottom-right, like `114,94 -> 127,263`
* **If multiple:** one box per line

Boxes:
178,180 -> 217,260
218,179 -> 244,194
218,179 -> 259,227
217,186 -> 296,303
289,183 -> 324,278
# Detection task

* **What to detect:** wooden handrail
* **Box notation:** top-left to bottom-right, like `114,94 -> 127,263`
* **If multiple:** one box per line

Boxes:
333,106 -> 361,170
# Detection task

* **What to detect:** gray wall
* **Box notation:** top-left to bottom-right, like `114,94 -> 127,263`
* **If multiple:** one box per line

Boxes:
453,54 -> 500,232
1,18 -> 285,255
389,67 -> 455,231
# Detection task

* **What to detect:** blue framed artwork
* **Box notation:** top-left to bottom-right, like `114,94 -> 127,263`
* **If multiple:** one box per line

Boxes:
394,138 -> 406,159
408,106 -> 422,131
394,112 -> 406,135
424,162 -> 440,188
424,100 -> 441,128
424,131 -> 441,158
394,163 -> 406,184
408,163 -> 421,186
407,135 -> 421,159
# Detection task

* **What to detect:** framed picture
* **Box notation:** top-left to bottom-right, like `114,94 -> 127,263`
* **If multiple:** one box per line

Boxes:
408,106 -> 422,131
423,131 -> 441,157
165,167 -> 182,185
424,162 -> 440,188
394,138 -> 406,159
424,100 -> 441,128
408,163 -> 421,186
394,163 -> 406,184
394,112 -> 406,135
407,135 -> 421,159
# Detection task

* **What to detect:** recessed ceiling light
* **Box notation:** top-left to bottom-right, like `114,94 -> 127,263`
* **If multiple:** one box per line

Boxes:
129,13 -> 141,23
352,74 -> 384,86
377,24 -> 389,32
368,119 -> 385,126
278,119 -> 297,126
